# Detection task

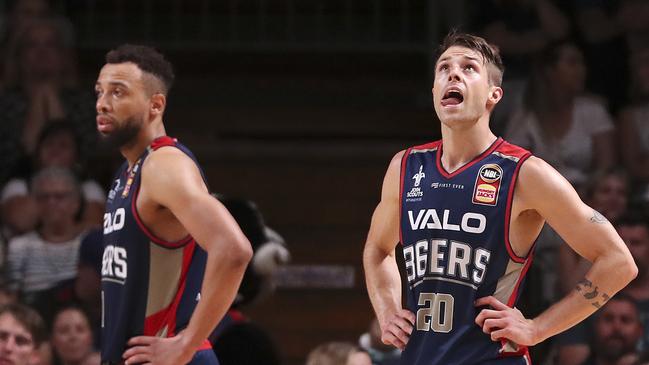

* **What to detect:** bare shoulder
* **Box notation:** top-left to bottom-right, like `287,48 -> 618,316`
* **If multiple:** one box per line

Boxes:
516,156 -> 581,211
140,146 -> 207,202
382,150 -> 407,199
142,146 -> 197,171
387,150 -> 406,174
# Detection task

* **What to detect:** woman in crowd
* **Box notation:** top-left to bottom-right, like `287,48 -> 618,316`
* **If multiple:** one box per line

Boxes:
51,305 -> 99,365
506,39 -> 616,190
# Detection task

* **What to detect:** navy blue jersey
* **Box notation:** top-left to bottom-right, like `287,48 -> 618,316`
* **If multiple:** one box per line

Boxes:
399,137 -> 535,365
101,136 -> 212,362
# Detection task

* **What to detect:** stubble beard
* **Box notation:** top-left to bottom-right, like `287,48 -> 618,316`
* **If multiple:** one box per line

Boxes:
99,116 -> 143,149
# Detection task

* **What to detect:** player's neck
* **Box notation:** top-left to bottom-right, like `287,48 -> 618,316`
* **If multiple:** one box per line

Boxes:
121,121 -> 167,168
439,117 -> 497,174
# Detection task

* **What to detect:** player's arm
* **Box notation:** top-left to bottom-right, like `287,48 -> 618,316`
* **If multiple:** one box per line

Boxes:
124,148 -> 252,364
363,151 -> 415,350
476,157 -> 637,345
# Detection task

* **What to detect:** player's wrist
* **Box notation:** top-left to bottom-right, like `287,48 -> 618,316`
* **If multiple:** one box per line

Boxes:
176,330 -> 203,352
528,318 -> 544,346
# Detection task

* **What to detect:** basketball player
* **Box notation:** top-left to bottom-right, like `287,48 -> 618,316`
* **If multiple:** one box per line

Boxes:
95,45 -> 252,365
363,32 -> 638,364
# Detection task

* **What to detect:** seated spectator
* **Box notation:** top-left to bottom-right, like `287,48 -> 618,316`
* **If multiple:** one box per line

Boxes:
505,39 -> 616,189
619,47 -> 649,185
7,167 -> 85,314
0,17 -> 95,185
0,303 -> 47,365
358,318 -> 400,365
306,342 -> 372,365
1,121 -> 105,238
582,294 -> 643,365
50,305 -> 99,365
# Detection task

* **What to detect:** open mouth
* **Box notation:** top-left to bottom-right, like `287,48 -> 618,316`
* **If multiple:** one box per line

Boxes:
441,89 -> 464,106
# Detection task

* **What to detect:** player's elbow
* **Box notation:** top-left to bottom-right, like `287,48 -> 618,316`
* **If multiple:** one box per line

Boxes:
614,252 -> 639,287
231,236 -> 253,267
623,257 -> 639,284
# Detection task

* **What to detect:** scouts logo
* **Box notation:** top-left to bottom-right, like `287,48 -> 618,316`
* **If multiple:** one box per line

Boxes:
472,164 -> 503,206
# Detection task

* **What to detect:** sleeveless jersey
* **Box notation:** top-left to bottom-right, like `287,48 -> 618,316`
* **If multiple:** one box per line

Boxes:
101,136 -> 211,362
399,137 -> 535,365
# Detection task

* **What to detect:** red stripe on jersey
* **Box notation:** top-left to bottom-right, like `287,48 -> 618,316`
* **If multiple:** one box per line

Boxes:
497,140 -> 532,160
398,148 -> 413,246
503,153 -> 532,263
150,136 -> 177,150
435,138 -> 504,179
144,242 -> 196,336
131,184 -> 193,249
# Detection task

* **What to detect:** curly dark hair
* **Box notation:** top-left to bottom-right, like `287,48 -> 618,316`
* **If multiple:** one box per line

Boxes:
105,44 -> 175,94
436,31 -> 505,87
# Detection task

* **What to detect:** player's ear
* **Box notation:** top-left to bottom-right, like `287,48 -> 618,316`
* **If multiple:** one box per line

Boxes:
150,93 -> 166,117
487,85 -> 503,106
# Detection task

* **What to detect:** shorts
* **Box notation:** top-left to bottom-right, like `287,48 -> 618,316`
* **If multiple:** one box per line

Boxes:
189,349 -> 219,365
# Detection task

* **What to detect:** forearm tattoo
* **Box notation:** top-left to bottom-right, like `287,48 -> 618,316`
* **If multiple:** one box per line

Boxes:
589,210 -> 608,224
575,278 -> 610,308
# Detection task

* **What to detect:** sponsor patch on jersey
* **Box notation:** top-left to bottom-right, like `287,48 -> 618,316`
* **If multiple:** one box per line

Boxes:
472,164 -> 503,206
406,165 -> 426,202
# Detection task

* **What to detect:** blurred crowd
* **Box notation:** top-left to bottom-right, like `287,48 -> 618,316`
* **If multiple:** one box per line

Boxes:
0,0 -> 646,364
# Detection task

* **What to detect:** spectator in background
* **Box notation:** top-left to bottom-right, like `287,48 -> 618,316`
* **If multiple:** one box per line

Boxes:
506,39 -> 616,189
7,167 -> 85,322
0,17 -> 95,185
306,342 -> 372,365
1,121 -> 105,239
471,0 -> 570,133
619,47 -> 649,185
50,305 -> 99,365
0,303 -> 47,365
582,294 -> 643,365
0,0 -> 75,50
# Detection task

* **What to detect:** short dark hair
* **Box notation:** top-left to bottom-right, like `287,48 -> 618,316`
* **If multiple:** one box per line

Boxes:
436,31 -> 505,86
105,44 -> 175,94
0,303 -> 47,346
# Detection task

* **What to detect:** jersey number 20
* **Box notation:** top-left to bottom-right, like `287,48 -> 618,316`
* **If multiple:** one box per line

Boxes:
417,292 -> 454,332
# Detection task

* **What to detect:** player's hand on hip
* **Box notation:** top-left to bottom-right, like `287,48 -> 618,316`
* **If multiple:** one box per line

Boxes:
474,296 -> 539,346
123,333 -> 194,365
380,309 -> 416,350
